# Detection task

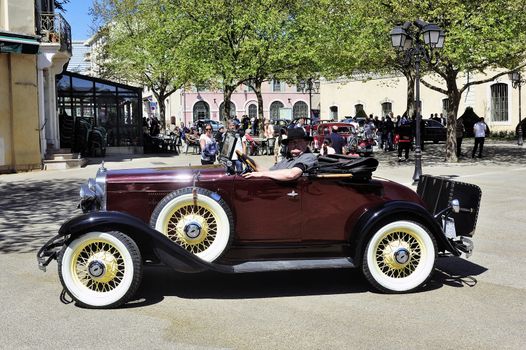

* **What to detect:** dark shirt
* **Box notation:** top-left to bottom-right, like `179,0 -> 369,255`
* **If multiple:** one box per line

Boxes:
270,151 -> 317,173
329,132 -> 346,154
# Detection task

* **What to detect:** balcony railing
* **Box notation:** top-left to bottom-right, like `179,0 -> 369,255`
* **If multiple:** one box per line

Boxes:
39,13 -> 72,55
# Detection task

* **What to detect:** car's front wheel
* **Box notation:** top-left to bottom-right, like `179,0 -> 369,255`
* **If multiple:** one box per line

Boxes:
362,220 -> 436,293
58,231 -> 142,308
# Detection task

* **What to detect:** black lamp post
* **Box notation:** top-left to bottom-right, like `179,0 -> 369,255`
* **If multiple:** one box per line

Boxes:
390,20 -> 445,184
299,78 -> 320,119
508,71 -> 524,146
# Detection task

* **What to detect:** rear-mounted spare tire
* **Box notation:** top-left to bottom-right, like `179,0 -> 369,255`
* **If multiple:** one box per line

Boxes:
150,187 -> 234,262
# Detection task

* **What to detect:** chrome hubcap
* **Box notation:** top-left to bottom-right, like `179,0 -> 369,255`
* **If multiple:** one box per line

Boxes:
394,248 -> 410,264
88,260 -> 105,278
184,221 -> 202,239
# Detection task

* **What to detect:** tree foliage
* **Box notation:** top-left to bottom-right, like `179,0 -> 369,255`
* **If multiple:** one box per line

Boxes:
91,0 -> 200,123
322,0 -> 526,162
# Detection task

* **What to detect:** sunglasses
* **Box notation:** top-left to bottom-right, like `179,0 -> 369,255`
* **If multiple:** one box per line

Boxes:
205,128 -> 212,131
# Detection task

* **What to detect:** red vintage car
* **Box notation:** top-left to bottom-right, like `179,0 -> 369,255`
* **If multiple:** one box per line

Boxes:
312,122 -> 356,151
38,132 -> 481,308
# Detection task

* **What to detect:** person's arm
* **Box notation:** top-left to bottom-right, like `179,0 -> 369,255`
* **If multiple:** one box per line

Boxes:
243,167 -> 303,181
199,136 -> 206,151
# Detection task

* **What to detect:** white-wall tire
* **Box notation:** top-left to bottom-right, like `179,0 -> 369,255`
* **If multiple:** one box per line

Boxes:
58,231 -> 142,308
362,220 -> 436,293
150,188 -> 234,262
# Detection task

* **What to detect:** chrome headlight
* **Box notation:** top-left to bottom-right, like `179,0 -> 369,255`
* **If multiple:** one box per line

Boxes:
79,163 -> 107,211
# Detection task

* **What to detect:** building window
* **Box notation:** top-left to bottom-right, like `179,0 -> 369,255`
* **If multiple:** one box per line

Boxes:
219,101 -> 236,119
442,98 -> 449,117
193,101 -> 210,121
293,101 -> 308,119
355,104 -> 364,115
272,80 -> 282,92
248,104 -> 257,118
491,83 -> 508,122
381,102 -> 392,117
330,106 -> 338,120
270,101 -> 284,120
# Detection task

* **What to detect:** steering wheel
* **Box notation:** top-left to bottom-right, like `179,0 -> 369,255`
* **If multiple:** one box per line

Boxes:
235,150 -> 257,173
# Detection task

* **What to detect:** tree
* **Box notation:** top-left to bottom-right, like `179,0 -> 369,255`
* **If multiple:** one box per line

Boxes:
321,0 -> 526,162
175,0 -> 321,124
91,0 -> 198,126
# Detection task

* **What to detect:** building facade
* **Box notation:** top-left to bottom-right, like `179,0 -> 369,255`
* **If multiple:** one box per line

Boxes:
320,70 -> 525,134
0,0 -> 71,173
151,80 -> 320,128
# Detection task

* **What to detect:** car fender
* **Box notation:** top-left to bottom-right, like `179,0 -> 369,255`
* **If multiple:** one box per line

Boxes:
348,201 -> 460,264
58,211 -> 232,274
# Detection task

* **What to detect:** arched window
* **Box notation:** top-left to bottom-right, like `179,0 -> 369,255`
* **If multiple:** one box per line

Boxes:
491,83 -> 508,122
330,106 -> 338,119
381,102 -> 392,117
270,101 -> 284,120
193,101 -> 210,122
293,101 -> 308,119
355,104 -> 364,115
248,104 -> 257,118
219,101 -> 236,119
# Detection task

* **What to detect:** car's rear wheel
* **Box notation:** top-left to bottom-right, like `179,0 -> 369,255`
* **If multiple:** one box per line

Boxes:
362,220 -> 436,293
150,187 -> 234,262
58,231 -> 142,308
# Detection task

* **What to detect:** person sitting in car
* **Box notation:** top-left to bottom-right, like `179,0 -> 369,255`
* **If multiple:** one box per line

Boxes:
243,128 -> 317,181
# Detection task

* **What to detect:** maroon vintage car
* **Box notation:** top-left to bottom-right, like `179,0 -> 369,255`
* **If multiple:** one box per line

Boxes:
38,132 -> 481,308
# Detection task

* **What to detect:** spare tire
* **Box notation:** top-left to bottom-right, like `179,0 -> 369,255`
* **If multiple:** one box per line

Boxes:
150,187 -> 234,262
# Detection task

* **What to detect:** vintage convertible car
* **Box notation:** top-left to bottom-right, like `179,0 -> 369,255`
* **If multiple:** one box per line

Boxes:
37,131 -> 481,308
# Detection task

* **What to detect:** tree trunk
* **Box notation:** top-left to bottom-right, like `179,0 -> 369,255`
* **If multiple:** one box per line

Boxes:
223,85 -> 235,123
254,80 -> 265,137
445,84 -> 461,162
153,90 -> 167,130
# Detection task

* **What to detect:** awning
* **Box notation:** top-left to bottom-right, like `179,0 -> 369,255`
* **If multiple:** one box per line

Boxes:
0,32 -> 40,54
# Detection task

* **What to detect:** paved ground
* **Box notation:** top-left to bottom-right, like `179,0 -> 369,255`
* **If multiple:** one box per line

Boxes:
0,139 -> 525,349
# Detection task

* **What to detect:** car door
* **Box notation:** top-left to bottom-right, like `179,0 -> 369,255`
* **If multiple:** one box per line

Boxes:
232,176 -> 301,241
300,177 -> 382,242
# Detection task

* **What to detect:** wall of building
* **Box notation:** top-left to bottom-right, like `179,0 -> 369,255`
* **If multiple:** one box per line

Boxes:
320,70 -> 525,134
0,54 -> 41,172
5,0 -> 34,34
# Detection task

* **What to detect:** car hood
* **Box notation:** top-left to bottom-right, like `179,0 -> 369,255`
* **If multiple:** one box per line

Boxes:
105,165 -> 230,184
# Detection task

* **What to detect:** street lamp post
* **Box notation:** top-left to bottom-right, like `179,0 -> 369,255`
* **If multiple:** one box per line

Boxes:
390,20 -> 445,184
299,78 -> 320,119
508,71 -> 524,146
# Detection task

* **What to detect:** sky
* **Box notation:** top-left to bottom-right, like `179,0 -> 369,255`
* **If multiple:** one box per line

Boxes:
61,0 -> 95,41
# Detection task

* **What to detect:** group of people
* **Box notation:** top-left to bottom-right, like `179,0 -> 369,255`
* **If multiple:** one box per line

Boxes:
156,111 -> 491,177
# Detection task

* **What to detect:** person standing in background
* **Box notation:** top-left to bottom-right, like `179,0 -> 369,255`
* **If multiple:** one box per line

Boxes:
472,117 -> 489,158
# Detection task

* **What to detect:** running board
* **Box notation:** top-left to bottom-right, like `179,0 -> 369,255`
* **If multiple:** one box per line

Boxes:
230,257 -> 355,273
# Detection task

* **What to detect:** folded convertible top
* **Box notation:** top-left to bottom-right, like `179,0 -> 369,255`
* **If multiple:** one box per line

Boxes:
312,155 -> 379,179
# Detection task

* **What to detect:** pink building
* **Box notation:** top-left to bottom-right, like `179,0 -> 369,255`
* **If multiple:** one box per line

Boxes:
163,80 -> 320,127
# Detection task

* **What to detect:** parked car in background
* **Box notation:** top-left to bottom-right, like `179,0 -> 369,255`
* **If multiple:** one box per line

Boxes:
422,119 -> 447,143
194,119 -> 224,132
312,122 -> 356,151
270,119 -> 290,136
37,131 -> 481,308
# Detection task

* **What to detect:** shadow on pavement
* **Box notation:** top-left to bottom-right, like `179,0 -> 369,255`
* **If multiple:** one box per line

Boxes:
375,140 -> 526,167
0,178 -> 83,253
120,255 -> 488,308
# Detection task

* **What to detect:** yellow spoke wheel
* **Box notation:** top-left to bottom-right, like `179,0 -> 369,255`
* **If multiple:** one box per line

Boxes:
58,231 -> 142,308
363,220 -> 436,293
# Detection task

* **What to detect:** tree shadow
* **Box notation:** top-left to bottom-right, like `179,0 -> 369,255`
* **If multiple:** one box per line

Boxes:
375,140 -> 526,167
0,178 -> 84,253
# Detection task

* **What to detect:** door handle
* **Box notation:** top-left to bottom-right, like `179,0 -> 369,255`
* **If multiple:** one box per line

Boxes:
287,190 -> 299,198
